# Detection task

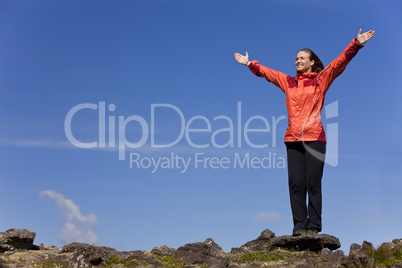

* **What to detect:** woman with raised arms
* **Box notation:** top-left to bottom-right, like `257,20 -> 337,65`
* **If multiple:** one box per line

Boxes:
234,29 -> 375,236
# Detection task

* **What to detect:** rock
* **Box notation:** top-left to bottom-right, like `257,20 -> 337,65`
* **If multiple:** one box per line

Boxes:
348,243 -> 361,254
390,262 -> 402,268
320,247 -> 332,256
233,229 -> 341,253
270,234 -> 341,252
0,242 -> 72,268
230,247 -> 248,254
151,245 -> 176,256
379,241 -> 398,251
298,251 -> 320,265
0,229 -> 36,252
392,238 -> 402,245
349,240 -> 374,255
346,241 -> 375,268
174,238 -> 225,265
38,243 -> 60,251
360,240 -> 374,252
62,242 -> 163,267
2,227 -> 402,267
295,264 -> 315,268
346,253 -> 375,267
257,229 -> 276,240
320,249 -> 347,267
207,256 -> 230,268
205,238 -> 225,255
119,250 -> 162,267
334,249 -> 344,255
62,242 -> 119,266
236,229 -> 275,252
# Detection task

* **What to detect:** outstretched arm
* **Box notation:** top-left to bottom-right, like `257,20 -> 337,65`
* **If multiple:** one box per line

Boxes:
356,29 -> 375,45
317,29 -> 376,93
233,51 -> 289,93
234,52 -> 251,66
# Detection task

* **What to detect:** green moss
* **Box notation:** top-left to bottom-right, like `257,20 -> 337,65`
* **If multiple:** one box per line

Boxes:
237,252 -> 287,263
34,258 -> 69,268
365,243 -> 402,267
104,256 -> 139,267
2,258 -> 16,264
155,255 -> 184,268
303,249 -> 319,255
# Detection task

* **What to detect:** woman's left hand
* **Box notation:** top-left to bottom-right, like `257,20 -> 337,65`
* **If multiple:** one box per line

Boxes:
234,51 -> 249,65
357,29 -> 375,45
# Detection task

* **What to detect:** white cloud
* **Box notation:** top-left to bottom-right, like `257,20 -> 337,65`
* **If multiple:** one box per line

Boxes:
253,212 -> 282,223
40,190 -> 99,245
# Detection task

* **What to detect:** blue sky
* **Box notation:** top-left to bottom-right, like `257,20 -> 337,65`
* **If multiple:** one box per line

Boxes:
1,0 -> 401,254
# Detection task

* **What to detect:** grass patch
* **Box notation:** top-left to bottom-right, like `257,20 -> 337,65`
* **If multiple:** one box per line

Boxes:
155,255 -> 184,268
105,256 -> 139,267
34,258 -> 70,268
365,243 -> 402,267
238,252 -> 287,263
1,258 -> 16,264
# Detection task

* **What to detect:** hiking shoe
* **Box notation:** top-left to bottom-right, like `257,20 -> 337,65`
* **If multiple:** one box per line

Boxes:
306,228 -> 319,236
292,229 -> 307,236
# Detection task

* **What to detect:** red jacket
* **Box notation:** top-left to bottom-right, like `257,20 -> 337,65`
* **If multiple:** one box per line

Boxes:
248,38 -> 364,143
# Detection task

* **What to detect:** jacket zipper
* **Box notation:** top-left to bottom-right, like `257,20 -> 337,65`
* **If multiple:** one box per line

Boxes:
303,70 -> 327,131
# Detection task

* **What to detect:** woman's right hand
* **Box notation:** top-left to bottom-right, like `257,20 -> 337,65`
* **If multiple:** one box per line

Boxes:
234,51 -> 250,66
356,29 -> 375,45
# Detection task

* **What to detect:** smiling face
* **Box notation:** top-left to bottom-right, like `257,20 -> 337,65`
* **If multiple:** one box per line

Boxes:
295,51 -> 315,73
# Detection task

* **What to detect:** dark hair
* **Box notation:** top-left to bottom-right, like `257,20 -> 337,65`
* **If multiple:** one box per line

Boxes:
299,48 -> 324,73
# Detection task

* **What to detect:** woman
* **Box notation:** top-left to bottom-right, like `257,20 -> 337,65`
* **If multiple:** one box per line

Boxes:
234,29 -> 375,236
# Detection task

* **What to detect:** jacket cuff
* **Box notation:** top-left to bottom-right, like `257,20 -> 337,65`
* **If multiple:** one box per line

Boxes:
248,60 -> 258,69
248,60 -> 260,75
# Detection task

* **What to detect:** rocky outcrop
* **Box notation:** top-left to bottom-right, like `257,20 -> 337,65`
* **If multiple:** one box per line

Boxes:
233,229 -> 275,253
62,242 -> 120,266
345,240 -> 376,267
150,245 -> 175,257
231,229 -> 340,253
174,238 -> 226,265
270,233 -> 341,252
0,228 -> 402,267
61,242 -> 163,267
0,229 -> 36,253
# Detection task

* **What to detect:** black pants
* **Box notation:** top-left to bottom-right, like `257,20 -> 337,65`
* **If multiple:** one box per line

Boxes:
286,141 -> 326,233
